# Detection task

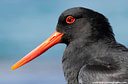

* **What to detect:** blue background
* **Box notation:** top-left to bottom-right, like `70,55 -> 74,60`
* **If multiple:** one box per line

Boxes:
0,0 -> 128,84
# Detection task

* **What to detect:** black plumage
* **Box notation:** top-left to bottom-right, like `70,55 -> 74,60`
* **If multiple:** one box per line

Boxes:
56,7 -> 128,84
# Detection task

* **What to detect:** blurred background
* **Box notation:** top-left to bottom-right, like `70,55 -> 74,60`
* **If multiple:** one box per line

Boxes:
0,0 -> 128,84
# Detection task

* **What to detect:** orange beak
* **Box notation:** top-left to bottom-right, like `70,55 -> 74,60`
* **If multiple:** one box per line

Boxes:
11,31 -> 64,70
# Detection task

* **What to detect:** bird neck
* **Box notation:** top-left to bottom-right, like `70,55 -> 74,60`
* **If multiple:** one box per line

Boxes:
62,37 -> 116,84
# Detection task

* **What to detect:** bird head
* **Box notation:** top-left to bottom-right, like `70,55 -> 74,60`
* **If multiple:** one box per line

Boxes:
57,7 -> 114,44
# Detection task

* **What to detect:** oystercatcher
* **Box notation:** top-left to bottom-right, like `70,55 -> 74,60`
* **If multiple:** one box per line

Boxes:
11,7 -> 128,84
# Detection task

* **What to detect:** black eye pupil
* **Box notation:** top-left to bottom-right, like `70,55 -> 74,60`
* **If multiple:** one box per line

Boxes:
68,18 -> 72,22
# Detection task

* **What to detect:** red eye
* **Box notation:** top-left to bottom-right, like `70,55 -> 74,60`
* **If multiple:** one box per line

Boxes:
66,16 -> 75,24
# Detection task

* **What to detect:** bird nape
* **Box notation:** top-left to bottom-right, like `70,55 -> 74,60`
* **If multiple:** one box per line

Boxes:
11,7 -> 128,84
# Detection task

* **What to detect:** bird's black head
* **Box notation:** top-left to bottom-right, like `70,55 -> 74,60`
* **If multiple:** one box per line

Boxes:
57,7 -> 115,45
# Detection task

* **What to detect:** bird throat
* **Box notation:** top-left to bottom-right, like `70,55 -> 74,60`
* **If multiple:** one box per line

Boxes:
62,39 -> 91,84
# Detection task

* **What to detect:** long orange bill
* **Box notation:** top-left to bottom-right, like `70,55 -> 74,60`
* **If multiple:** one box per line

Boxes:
11,31 -> 64,70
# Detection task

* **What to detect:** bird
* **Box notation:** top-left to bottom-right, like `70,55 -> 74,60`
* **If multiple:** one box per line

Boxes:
11,7 -> 128,84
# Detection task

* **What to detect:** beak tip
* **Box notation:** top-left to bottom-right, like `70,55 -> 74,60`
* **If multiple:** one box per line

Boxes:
11,66 -> 17,70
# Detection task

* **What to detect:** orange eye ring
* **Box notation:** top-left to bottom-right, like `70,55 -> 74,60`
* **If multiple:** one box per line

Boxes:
66,16 -> 75,24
